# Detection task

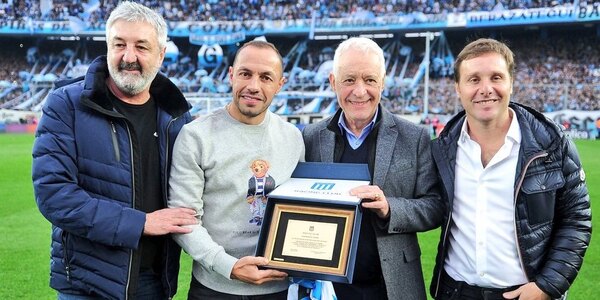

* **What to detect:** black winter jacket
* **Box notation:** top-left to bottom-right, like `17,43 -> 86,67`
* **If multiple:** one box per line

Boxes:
430,102 -> 591,299
33,56 -> 192,299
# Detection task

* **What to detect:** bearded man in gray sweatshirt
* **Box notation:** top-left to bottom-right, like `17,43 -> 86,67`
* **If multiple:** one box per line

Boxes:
168,40 -> 305,299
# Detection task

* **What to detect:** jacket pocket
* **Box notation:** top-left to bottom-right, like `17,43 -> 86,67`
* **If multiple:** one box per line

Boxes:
521,170 -> 565,226
110,121 -> 120,162
61,230 -> 72,282
401,243 -> 421,263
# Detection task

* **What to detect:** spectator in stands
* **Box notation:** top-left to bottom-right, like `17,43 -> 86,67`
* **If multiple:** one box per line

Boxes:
32,2 -> 196,299
302,37 -> 443,300
3,1 -> 600,115
167,40 -> 305,299
430,38 -> 591,300
4,0 -> 581,23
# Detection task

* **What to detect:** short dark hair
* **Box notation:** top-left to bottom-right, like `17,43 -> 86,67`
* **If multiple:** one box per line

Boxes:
232,40 -> 284,75
454,38 -> 515,83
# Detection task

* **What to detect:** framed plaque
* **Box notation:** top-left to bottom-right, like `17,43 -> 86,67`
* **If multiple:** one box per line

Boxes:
255,162 -> 370,284
262,203 -> 355,277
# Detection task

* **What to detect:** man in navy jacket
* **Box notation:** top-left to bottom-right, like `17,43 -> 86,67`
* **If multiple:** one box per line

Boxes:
32,2 -> 196,299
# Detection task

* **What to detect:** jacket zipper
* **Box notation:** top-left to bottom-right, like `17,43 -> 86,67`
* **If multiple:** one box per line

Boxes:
512,151 -> 548,281
162,117 -> 177,207
434,217 -> 453,296
124,123 -> 135,300
61,230 -> 71,282
162,117 -> 178,298
110,121 -> 120,162
434,184 -> 454,297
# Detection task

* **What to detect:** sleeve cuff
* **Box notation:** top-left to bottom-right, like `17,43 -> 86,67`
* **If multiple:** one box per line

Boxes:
117,208 -> 146,249
212,251 -> 238,280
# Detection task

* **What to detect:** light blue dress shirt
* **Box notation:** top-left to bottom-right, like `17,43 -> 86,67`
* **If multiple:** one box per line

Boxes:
337,108 -> 379,150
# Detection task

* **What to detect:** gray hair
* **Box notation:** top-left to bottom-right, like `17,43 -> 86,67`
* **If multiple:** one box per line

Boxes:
105,1 -> 168,49
332,37 -> 386,78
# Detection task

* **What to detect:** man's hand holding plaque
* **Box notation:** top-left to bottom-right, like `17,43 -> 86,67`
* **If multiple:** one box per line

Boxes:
350,185 -> 390,219
231,256 -> 288,285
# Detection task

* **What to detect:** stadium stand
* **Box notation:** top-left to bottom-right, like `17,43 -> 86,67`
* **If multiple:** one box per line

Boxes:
0,0 -> 583,23
0,1 -> 598,128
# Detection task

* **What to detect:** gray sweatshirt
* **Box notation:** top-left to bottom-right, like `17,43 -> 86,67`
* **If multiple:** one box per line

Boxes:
169,107 -> 305,295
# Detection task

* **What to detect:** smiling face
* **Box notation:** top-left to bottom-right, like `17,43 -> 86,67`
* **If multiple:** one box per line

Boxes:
106,20 -> 165,98
330,48 -> 384,133
228,45 -> 284,125
456,52 -> 513,127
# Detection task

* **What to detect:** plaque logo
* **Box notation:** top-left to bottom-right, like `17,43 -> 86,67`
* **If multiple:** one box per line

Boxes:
310,182 -> 335,190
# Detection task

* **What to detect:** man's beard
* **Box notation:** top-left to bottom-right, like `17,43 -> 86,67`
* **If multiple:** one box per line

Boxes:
108,61 -> 159,96
234,97 -> 268,119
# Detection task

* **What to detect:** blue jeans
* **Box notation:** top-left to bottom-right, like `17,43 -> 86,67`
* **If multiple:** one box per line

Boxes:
57,270 -> 166,300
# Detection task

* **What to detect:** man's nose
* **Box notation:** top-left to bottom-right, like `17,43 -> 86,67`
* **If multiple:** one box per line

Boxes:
352,81 -> 367,97
122,46 -> 137,63
479,83 -> 494,96
247,75 -> 260,91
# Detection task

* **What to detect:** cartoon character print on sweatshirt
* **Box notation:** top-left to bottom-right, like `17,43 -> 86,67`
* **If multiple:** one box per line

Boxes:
246,159 -> 276,226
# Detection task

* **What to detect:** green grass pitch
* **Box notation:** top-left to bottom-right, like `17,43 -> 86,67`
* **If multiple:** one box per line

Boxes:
0,133 -> 597,299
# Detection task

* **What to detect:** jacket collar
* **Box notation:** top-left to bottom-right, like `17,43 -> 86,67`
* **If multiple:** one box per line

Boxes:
56,56 -> 190,118
323,104 -> 396,185
437,102 -> 562,156
325,104 -> 384,135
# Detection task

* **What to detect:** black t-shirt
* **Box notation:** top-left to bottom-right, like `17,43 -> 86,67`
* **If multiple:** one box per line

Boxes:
111,95 -> 164,270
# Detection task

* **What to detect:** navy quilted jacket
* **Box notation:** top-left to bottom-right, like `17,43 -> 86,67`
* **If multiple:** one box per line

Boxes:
430,102 -> 592,299
32,56 -> 192,299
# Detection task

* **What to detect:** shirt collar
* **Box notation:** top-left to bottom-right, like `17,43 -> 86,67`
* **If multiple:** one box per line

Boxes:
505,108 -> 521,145
459,107 -> 521,145
337,108 -> 379,139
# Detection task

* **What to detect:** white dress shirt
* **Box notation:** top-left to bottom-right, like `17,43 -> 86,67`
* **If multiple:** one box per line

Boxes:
445,108 -> 528,288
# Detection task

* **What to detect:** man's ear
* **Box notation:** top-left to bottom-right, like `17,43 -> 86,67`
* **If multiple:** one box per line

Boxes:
276,76 -> 285,94
158,46 -> 166,64
329,72 -> 336,92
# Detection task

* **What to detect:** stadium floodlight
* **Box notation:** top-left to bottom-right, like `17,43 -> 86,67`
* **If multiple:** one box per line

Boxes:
359,33 -> 394,39
313,35 -> 349,40
405,31 -> 441,119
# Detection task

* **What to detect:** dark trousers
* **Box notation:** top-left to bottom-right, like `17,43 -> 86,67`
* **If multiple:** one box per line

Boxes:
332,280 -> 388,300
187,275 -> 287,300
134,269 -> 167,300
436,271 -> 519,300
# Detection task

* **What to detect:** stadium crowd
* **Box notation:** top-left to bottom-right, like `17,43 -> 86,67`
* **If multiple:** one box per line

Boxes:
389,31 -> 600,114
0,0 -> 584,23
2,29 -> 599,114
1,1 -> 598,114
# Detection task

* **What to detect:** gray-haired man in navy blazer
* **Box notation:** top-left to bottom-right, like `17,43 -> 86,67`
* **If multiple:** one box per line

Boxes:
302,37 -> 444,300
